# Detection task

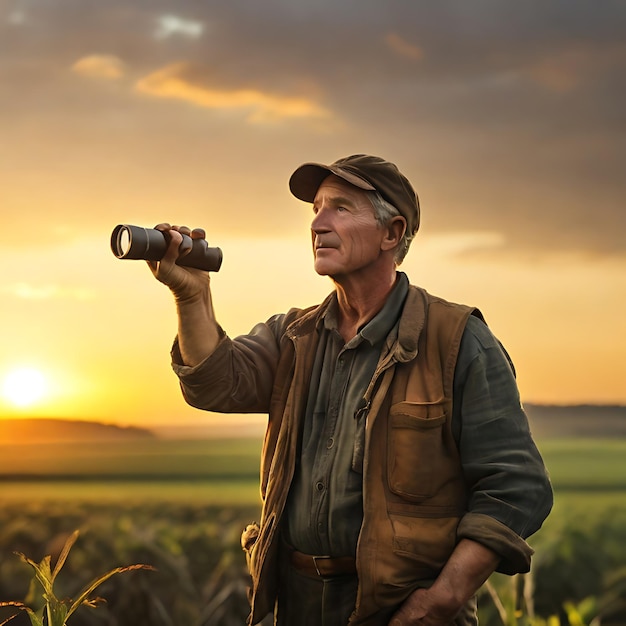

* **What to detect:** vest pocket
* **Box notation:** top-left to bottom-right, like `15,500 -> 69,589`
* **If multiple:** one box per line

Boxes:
387,400 -> 449,500
387,509 -> 460,572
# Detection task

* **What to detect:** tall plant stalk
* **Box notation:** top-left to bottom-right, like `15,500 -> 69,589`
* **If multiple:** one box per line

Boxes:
0,530 -> 154,626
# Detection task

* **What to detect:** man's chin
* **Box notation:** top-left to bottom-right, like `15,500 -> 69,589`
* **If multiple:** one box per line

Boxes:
314,263 -> 348,283
314,262 -> 337,278
314,267 -> 332,277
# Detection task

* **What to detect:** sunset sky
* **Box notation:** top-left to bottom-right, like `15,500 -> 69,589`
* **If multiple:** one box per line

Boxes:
1,0 -> 625,429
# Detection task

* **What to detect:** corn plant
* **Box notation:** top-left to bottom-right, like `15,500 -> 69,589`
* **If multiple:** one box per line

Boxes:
0,530 -> 154,626
483,572 -> 600,626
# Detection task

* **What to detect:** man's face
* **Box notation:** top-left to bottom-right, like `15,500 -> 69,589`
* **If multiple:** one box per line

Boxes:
310,175 -> 387,279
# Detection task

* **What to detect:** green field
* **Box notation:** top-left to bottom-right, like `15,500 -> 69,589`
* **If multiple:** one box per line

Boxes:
0,437 -> 263,478
0,437 -> 264,504
538,438 -> 626,490
2,436 -> 625,524
1,436 -> 625,490
1,436 -> 625,625
1,437 -> 625,503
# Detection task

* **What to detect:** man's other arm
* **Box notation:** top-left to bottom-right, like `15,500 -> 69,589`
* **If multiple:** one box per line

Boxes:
389,538 -> 499,625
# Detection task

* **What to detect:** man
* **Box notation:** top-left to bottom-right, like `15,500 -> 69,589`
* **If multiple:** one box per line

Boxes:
149,155 -> 553,626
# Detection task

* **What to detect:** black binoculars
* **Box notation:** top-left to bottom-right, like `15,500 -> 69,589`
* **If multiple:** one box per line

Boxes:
111,224 -> 222,272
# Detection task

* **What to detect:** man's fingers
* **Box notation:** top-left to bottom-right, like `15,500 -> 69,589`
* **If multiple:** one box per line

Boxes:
148,223 -> 207,265
178,233 -> 193,256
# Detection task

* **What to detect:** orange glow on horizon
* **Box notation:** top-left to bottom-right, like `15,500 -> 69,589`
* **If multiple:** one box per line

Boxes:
1,233 -> 625,430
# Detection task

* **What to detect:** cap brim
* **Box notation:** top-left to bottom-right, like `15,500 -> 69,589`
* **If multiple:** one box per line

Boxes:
289,162 -> 375,203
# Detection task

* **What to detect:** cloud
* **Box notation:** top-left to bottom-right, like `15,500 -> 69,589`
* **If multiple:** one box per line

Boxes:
154,14 -> 205,40
524,43 -> 626,93
7,10 -> 26,25
384,33 -> 424,61
135,62 -> 333,123
2,0 -> 624,258
418,232 -> 507,258
526,53 -> 584,93
72,54 -> 125,80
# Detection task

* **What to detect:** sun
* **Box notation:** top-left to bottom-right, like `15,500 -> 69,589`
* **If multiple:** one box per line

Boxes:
2,367 -> 50,408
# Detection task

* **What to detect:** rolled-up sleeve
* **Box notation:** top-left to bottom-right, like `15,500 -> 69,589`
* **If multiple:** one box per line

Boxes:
171,313 -> 288,414
453,315 -> 553,574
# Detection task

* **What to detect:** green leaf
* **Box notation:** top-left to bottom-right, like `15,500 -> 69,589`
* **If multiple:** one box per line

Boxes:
0,602 -> 44,626
563,602 -> 586,626
16,553 -> 55,599
25,607 -> 45,626
46,599 -> 69,626
11,531 -> 154,626
66,564 -> 155,620
51,530 -> 79,582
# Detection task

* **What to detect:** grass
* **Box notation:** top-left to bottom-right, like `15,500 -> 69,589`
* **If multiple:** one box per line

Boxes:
0,479 -> 261,504
3,437 -> 625,480
0,436 -> 624,626
538,438 -> 626,490
0,437 -> 264,505
0,436 -> 624,508
0,501 -> 259,626
0,438 -> 262,478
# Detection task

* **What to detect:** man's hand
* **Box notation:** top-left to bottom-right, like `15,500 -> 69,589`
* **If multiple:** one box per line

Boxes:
148,223 -> 210,303
388,586 -> 460,626
389,539 -> 500,625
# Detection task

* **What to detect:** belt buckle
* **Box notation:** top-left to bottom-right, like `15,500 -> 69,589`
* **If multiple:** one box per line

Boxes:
312,555 -> 331,577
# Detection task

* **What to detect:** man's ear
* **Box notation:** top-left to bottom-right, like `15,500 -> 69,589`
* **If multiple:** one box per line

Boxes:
381,216 -> 406,251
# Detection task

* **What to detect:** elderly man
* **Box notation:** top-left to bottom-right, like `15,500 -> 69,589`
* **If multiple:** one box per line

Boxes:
149,155 -> 553,626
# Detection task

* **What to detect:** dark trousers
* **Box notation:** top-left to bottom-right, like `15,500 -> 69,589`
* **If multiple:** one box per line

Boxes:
274,548 -> 478,626
276,551 -> 358,626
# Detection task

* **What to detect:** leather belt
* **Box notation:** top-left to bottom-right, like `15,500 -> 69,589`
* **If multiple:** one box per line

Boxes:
288,547 -> 357,578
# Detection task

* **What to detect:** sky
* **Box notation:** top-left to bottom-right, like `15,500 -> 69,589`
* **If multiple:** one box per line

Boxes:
1,0 -> 625,429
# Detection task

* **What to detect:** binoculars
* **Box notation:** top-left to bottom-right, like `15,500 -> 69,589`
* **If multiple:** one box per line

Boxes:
111,224 -> 222,272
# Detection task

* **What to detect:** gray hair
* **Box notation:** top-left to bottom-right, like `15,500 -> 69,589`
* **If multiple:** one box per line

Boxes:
367,190 -> 414,265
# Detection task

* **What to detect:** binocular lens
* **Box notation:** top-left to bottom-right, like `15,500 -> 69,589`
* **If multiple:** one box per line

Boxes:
111,224 -> 222,272
116,228 -> 132,256
111,225 -> 158,260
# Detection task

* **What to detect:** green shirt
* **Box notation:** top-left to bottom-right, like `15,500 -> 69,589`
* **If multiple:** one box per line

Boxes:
285,273 -> 409,557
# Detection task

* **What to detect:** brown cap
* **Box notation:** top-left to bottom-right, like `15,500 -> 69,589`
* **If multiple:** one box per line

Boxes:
289,154 -> 420,236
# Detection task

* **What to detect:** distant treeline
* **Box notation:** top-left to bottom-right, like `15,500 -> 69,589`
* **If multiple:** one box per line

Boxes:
1,404 -> 625,444
0,417 -> 155,444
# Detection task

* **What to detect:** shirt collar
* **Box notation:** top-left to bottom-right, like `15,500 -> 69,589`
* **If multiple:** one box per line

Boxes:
321,272 -> 409,347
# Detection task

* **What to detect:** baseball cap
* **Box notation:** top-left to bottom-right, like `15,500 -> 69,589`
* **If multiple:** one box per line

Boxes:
288,154 -> 420,236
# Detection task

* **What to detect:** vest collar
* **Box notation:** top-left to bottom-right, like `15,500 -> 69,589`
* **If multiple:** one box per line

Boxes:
285,280 -> 429,365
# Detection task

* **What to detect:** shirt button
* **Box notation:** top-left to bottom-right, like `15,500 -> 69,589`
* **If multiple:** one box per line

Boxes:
327,438 -> 334,449
316,482 -> 325,492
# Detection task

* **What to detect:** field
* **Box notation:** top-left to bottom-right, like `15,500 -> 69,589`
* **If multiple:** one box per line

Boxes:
0,438 -> 263,505
1,436 -> 625,625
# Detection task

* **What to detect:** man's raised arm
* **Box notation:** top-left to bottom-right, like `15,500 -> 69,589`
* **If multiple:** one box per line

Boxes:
148,224 -> 221,367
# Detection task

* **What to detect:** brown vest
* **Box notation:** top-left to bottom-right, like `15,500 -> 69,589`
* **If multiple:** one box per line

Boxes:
244,286 -> 478,626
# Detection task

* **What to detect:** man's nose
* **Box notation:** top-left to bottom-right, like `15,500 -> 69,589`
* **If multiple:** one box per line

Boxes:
311,207 -> 331,233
